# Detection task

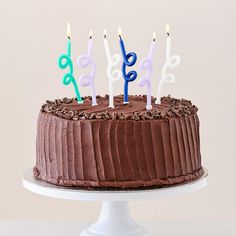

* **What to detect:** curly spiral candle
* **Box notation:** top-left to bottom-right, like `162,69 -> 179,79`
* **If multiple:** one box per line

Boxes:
138,59 -> 152,110
155,24 -> 181,104
58,23 -> 83,104
138,33 -> 156,110
118,27 -> 138,104
103,29 -> 122,108
76,31 -> 97,106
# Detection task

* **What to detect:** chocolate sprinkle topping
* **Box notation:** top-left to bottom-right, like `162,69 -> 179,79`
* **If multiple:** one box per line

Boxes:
41,95 -> 198,120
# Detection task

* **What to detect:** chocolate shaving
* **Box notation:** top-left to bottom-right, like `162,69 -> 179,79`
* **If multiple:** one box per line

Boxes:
33,167 -> 40,177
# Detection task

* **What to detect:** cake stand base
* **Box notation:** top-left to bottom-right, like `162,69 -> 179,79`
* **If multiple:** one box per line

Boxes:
80,201 -> 149,236
22,169 -> 207,236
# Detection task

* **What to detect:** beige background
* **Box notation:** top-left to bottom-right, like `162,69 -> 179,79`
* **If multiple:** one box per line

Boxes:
0,0 -> 235,221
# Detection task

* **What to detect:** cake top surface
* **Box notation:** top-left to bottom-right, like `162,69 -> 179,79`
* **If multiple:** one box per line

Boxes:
41,95 -> 198,121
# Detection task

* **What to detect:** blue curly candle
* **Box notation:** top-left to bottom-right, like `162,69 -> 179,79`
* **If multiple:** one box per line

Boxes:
58,23 -> 83,104
118,27 -> 138,104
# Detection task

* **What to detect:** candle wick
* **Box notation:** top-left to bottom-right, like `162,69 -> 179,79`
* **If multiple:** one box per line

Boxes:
67,36 -> 71,40
119,35 -> 122,39
153,38 -> 156,42
104,35 -> 106,39
90,35 -> 92,39
167,32 -> 170,37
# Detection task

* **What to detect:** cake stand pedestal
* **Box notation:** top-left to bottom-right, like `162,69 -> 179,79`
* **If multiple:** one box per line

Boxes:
22,169 -> 207,236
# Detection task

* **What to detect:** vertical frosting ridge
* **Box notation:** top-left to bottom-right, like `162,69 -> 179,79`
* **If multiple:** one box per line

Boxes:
93,121 -> 105,181
107,121 -> 116,180
36,113 -> 41,177
194,115 -> 201,169
110,121 -> 123,180
150,122 -> 159,179
174,118 -> 187,175
57,118 -> 63,178
180,118 -> 192,173
90,121 -> 99,181
67,121 -> 76,180
49,116 -> 57,179
169,119 -> 182,176
41,114 -> 47,179
142,122 -> 157,179
81,122 -> 97,180
186,117 -> 196,170
53,117 -> 59,178
134,122 -> 149,180
161,120 -> 175,177
189,115 -> 199,170
130,121 -> 142,179
124,122 -> 135,179
117,122 -> 132,180
140,122 -> 151,180
99,121 -> 116,180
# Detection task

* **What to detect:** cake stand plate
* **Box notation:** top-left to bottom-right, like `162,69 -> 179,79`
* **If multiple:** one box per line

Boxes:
23,168 -> 207,236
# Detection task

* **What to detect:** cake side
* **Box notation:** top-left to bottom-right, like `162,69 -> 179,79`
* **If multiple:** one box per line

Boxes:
34,95 -> 203,189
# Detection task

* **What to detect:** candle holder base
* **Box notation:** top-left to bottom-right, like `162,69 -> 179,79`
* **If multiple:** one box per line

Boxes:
146,104 -> 152,110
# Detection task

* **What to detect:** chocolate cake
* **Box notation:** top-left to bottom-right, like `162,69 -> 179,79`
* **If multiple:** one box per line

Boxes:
34,95 -> 204,189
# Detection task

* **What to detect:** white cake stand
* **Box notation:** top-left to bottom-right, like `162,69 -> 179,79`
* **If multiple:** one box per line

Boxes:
22,168 -> 207,236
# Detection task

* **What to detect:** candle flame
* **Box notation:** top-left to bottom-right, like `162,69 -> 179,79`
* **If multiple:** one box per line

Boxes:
152,32 -> 156,41
166,24 -> 170,35
103,29 -> 107,38
67,22 -> 71,39
89,30 -> 93,39
118,26 -> 122,37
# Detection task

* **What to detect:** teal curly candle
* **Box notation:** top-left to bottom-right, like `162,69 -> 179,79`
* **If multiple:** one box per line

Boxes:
58,23 -> 83,104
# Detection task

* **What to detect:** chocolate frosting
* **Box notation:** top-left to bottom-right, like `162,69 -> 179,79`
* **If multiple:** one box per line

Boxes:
41,95 -> 198,121
35,95 -> 203,189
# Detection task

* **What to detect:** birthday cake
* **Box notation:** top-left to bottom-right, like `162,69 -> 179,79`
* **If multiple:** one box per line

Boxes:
33,23 -> 205,189
33,95 -> 204,189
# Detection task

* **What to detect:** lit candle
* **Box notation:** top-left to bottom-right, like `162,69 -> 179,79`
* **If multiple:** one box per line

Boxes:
118,26 -> 138,104
138,32 -> 156,110
155,24 -> 181,104
103,29 -> 122,108
76,30 -> 97,106
58,22 -> 83,104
